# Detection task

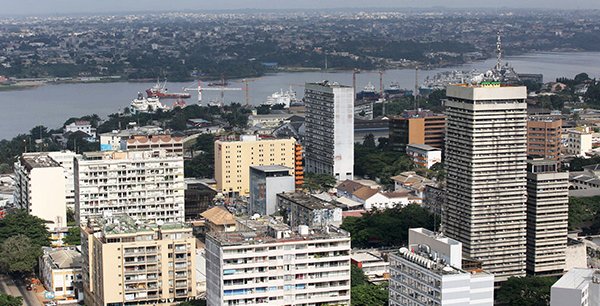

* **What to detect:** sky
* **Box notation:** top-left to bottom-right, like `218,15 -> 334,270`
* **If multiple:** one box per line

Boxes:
2,0 -> 600,15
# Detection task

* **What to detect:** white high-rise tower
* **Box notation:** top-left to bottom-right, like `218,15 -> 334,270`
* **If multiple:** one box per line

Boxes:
443,83 -> 528,281
304,81 -> 354,181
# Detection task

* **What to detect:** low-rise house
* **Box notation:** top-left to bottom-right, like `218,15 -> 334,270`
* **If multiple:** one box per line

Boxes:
39,247 -> 83,303
200,206 -> 237,233
351,250 -> 390,284
391,171 -> 434,198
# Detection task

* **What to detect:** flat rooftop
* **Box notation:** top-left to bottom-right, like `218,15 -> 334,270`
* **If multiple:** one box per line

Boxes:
553,268 -> 596,290
20,153 -> 61,170
45,247 -> 82,270
82,149 -> 179,161
89,214 -> 190,236
306,80 -> 352,88
250,165 -> 293,173
278,192 -> 339,211
406,144 -> 441,152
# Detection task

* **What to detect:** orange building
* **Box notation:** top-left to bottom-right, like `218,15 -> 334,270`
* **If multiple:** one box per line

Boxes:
389,110 -> 446,152
527,116 -> 562,161
294,143 -> 304,190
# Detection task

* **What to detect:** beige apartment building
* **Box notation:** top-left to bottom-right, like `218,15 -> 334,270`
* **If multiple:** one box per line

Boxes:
82,214 -> 197,306
214,135 -> 296,196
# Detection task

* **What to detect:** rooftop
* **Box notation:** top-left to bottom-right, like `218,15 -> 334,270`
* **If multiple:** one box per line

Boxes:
407,143 -> 441,152
552,268 -> 598,290
201,206 -> 236,226
43,247 -> 82,270
82,149 -> 179,161
277,192 -> 339,211
20,153 -> 61,170
89,213 -> 189,236
250,165 -> 293,173
306,80 -> 352,88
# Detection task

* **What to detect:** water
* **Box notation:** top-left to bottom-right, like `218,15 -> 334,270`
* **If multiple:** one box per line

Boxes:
1,51 -> 600,140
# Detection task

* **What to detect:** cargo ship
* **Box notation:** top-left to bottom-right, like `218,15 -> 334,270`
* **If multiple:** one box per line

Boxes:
146,79 -> 191,99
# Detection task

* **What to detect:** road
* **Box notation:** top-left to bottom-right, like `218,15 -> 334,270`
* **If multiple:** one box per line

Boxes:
0,274 -> 41,305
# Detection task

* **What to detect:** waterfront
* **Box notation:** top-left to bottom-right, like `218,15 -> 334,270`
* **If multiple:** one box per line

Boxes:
1,51 -> 599,140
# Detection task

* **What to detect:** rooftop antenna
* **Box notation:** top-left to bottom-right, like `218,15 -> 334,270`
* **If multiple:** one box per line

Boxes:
495,30 -> 503,71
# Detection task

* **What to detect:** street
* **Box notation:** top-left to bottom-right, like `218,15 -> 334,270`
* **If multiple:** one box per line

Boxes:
0,274 -> 41,305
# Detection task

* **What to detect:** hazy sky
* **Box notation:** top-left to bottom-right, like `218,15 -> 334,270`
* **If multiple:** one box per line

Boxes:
3,0 -> 600,15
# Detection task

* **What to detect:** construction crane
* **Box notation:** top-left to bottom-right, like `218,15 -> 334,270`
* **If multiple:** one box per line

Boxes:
183,81 -> 242,107
241,78 -> 258,107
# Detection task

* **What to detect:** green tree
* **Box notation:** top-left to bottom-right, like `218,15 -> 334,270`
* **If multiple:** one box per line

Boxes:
0,235 -> 43,274
496,276 -> 557,306
574,72 -> 590,83
0,210 -> 50,247
303,173 -> 337,192
0,294 -> 22,306
63,227 -> 81,246
362,134 -> 376,149
351,283 -> 389,306
351,265 -> 368,287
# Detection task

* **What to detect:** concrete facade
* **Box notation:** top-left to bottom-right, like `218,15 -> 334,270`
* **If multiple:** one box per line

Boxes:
214,135 -> 296,196
443,84 -> 528,281
527,116 -> 562,161
304,81 -> 354,181
526,159 -> 569,276
205,221 -> 351,306
406,143 -> 442,169
74,150 -> 185,225
389,228 -> 494,306
551,268 -> 600,306
249,165 -> 295,216
82,214 -> 197,306
389,109 -> 446,152
14,153 -> 67,230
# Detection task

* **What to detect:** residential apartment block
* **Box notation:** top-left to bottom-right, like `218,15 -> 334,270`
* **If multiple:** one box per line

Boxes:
406,143 -> 442,169
74,150 -> 185,225
304,81 -> 354,181
39,247 -> 83,303
526,159 -> 569,276
14,153 -> 67,230
214,135 -> 296,196
205,221 -> 351,306
82,214 -> 197,306
443,84 -> 528,281
565,127 -> 593,157
551,268 -> 600,306
527,116 -> 562,160
277,192 -> 343,228
389,109 -> 446,152
389,228 -> 494,306
100,132 -> 184,155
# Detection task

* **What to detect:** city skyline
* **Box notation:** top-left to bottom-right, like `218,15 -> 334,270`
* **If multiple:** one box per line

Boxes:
3,0 -> 600,16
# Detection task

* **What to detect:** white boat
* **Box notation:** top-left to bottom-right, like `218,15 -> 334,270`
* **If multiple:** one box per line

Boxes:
129,92 -> 169,114
265,87 -> 298,108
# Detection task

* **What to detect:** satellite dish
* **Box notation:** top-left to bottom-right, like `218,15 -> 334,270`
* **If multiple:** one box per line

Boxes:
156,220 -> 165,226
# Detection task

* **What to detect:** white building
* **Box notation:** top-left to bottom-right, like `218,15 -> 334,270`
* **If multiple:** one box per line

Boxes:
64,120 -> 96,139
443,84 -> 528,281
47,151 -> 81,210
351,250 -> 389,283
526,159 -> 569,276
352,188 -> 416,211
406,143 -> 442,169
249,165 -> 296,216
14,153 -> 67,230
304,81 -> 354,181
248,113 -> 293,128
389,228 -> 494,306
551,268 -> 600,306
39,247 -> 83,303
74,149 -> 185,225
205,221 -> 351,306
565,127 -> 593,157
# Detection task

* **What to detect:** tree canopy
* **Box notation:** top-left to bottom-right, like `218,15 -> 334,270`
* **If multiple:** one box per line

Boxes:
350,265 -> 388,306
303,173 -> 337,193
341,204 -> 435,248
63,227 -> 81,246
354,142 -> 415,187
0,210 -> 50,247
0,294 -> 22,306
496,276 -> 556,306
0,234 -> 43,274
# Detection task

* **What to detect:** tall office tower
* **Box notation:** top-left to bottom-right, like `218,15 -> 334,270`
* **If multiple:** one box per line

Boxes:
205,221 -> 351,306
527,116 -> 562,161
389,109 -> 446,152
14,153 -> 67,230
526,159 -> 569,276
74,149 -> 185,225
214,135 -> 296,196
443,83 -> 528,281
389,228 -> 494,306
304,81 -> 354,181
81,214 -> 196,306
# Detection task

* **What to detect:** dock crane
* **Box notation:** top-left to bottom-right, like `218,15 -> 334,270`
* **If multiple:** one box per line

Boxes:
183,80 -> 242,107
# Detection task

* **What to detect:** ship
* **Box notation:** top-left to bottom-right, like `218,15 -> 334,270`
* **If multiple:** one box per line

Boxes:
356,82 -> 381,101
264,87 -> 299,108
130,92 -> 169,114
207,80 -> 229,87
146,79 -> 191,99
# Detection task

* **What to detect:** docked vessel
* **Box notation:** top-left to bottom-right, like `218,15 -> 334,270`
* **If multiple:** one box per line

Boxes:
130,92 -> 169,114
146,79 -> 191,99
264,87 -> 298,108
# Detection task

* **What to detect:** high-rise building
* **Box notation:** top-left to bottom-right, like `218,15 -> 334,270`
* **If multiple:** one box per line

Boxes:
443,83 -> 528,281
214,135 -> 296,196
45,151 -> 81,210
205,220 -> 351,306
249,165 -> 295,216
81,214 -> 196,306
389,109 -> 446,152
304,81 -> 354,181
389,228 -> 494,306
527,116 -> 562,160
74,150 -> 185,225
14,153 -> 67,230
526,159 -> 569,276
